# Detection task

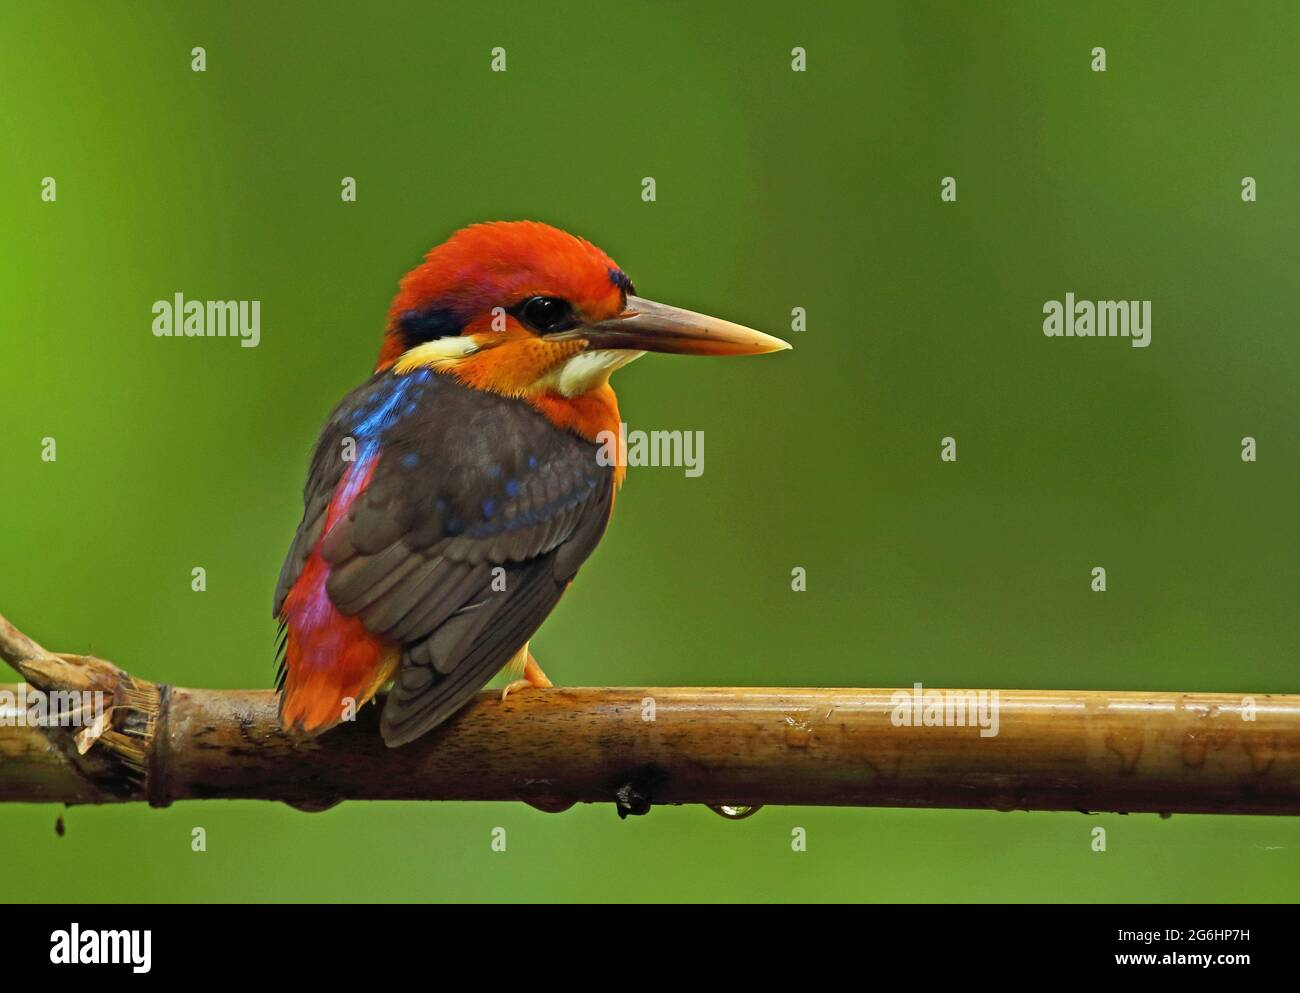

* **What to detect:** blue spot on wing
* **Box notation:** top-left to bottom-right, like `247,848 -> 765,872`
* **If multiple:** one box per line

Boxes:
465,476 -> 600,538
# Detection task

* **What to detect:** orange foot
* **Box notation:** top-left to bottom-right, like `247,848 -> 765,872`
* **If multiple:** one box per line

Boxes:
501,644 -> 553,702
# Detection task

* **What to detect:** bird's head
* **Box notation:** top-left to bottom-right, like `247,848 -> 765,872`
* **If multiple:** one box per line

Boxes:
378,221 -> 790,398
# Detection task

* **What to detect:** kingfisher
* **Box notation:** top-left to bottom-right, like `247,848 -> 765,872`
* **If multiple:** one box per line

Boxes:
273,221 -> 790,747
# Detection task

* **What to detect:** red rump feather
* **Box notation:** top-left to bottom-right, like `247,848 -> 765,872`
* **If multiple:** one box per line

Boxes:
279,459 -> 398,735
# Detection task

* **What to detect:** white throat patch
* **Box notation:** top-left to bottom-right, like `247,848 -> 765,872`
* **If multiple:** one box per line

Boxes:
535,348 -> 646,397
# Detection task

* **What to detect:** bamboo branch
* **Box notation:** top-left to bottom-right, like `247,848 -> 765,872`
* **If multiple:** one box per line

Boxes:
2,611 -> 1298,815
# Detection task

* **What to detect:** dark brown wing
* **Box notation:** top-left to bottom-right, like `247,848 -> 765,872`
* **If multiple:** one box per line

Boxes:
273,367 -> 614,746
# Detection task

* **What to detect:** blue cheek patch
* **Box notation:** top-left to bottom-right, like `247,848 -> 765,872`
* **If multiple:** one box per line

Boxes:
608,268 -> 636,295
398,306 -> 464,346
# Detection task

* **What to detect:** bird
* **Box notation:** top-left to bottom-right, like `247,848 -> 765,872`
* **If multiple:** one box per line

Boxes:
273,220 -> 790,747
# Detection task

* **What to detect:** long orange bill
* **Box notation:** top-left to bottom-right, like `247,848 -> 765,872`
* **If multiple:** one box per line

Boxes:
564,295 -> 792,356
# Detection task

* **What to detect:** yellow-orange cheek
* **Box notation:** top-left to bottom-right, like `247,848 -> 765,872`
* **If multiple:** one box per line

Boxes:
452,337 -> 587,395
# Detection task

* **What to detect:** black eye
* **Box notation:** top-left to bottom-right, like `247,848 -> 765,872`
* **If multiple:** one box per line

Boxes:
518,296 -> 574,333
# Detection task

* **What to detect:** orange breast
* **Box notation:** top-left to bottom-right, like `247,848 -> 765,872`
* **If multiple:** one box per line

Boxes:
528,384 -> 627,490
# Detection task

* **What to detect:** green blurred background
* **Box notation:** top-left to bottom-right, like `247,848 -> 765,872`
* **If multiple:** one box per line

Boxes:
2,1 -> 1297,902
